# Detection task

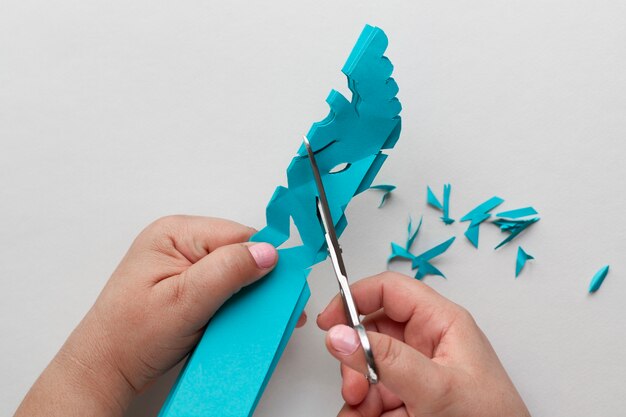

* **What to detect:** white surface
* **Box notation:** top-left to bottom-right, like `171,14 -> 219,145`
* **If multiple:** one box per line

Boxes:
1,1 -> 625,416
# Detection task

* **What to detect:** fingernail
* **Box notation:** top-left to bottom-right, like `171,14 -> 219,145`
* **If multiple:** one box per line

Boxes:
248,243 -> 277,269
329,325 -> 360,355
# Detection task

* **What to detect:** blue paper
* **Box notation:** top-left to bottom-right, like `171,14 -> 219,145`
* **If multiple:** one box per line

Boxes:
460,196 -> 504,222
406,216 -> 422,250
515,246 -> 534,277
460,197 -> 504,248
426,186 -> 443,210
412,236 -> 456,280
493,217 -> 540,249
427,184 -> 454,224
496,207 -> 538,219
589,265 -> 610,293
370,184 -> 396,208
388,217 -> 455,280
160,24 -> 402,417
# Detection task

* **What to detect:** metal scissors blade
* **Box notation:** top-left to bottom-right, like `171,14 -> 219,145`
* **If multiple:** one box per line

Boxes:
302,135 -> 378,384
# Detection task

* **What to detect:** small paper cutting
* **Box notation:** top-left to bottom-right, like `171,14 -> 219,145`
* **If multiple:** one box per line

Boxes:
460,196 -> 504,248
493,217 -> 539,249
589,265 -> 609,293
515,246 -> 534,277
370,184 -> 396,208
388,217 -> 455,280
427,184 -> 454,224
496,207 -> 538,219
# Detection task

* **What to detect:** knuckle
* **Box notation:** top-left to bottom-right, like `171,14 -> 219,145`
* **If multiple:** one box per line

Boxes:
216,245 -> 253,278
149,215 -> 187,231
455,305 -> 476,325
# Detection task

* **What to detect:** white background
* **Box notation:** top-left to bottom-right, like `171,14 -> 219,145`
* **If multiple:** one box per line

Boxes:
1,1 -> 625,416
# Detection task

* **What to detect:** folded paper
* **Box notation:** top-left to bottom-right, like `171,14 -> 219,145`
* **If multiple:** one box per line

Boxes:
159,24 -> 402,417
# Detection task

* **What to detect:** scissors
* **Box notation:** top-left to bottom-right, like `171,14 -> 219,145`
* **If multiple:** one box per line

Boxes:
302,135 -> 379,384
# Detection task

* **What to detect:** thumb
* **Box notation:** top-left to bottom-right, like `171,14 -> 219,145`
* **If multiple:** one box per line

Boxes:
325,324 -> 450,405
174,241 -> 278,324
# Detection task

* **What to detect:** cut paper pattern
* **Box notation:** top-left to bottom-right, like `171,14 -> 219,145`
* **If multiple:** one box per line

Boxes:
388,217 -> 455,280
370,184 -> 396,208
460,196 -> 504,248
493,217 -> 539,249
589,265 -> 610,293
427,184 -> 454,224
159,24 -> 402,417
515,246 -> 534,277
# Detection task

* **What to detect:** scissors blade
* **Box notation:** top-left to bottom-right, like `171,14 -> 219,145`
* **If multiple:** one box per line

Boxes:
302,135 -> 379,384
302,137 -> 341,259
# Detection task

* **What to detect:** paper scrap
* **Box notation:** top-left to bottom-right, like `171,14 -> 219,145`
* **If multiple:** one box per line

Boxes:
589,265 -> 610,293
427,184 -> 454,224
426,186 -> 443,210
493,217 -> 539,249
160,24 -> 402,417
412,236 -> 456,280
370,184 -> 396,208
460,196 -> 504,248
388,217 -> 455,280
515,246 -> 534,277
388,216 -> 422,263
496,207 -> 538,219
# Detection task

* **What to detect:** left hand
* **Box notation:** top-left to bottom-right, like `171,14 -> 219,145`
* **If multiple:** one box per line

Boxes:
15,215 -> 289,417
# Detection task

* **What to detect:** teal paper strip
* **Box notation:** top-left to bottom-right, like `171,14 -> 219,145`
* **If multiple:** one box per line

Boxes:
496,207 -> 538,219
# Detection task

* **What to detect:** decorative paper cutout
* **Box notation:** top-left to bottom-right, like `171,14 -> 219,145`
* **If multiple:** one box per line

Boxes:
370,184 -> 397,208
388,216 -> 455,280
159,24 -> 402,417
515,246 -> 534,277
427,184 -> 454,224
460,197 -> 504,248
589,265 -> 610,293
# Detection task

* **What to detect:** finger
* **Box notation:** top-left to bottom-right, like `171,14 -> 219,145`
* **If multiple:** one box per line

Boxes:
341,311 -> 405,406
138,215 -> 256,263
162,241 -> 277,327
381,408 -> 410,417
361,311 -> 406,343
318,273 -> 461,353
296,311 -> 307,328
341,363 -> 369,405
338,386 -> 383,417
318,272 -> 458,328
326,325 -> 450,408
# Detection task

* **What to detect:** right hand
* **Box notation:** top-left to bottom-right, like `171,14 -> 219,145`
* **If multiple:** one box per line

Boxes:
317,272 -> 530,417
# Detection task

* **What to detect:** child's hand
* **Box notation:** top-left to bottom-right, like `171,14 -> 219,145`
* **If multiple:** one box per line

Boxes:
317,272 -> 530,417
15,215 -> 281,417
